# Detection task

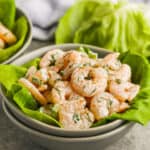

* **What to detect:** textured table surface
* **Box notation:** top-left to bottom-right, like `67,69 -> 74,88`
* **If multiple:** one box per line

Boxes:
0,41 -> 150,150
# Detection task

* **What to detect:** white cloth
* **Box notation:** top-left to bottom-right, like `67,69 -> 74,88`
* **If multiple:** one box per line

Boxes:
16,0 -> 75,40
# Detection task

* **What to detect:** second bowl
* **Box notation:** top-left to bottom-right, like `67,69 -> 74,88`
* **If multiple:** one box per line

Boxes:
2,101 -> 134,150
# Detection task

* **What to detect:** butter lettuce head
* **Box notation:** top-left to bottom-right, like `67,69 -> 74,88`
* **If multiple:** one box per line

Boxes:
0,0 -> 29,63
0,51 -> 150,127
56,0 -> 150,57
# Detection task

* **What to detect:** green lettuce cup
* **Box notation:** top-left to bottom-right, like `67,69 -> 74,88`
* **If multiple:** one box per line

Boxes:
0,0 -> 32,64
56,0 -> 150,58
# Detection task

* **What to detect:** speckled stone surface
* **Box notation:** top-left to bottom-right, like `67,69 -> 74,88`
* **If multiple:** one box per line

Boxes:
0,41 -> 150,150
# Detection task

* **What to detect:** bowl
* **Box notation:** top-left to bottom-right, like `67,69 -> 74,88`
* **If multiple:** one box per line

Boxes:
2,101 -> 134,150
0,44 -> 124,137
2,7 -> 32,64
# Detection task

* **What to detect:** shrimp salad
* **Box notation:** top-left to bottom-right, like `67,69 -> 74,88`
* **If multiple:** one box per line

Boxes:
19,49 -> 140,129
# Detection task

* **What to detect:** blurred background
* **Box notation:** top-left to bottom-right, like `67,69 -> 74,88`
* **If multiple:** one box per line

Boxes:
15,0 -> 150,41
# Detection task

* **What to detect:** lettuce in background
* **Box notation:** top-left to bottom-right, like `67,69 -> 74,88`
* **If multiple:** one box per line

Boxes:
56,0 -> 118,43
0,17 -> 29,63
0,0 -> 15,29
0,0 -> 29,63
56,0 -> 150,58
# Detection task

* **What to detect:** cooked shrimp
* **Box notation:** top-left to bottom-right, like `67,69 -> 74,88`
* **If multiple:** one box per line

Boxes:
109,80 -> 140,102
100,53 -> 121,70
69,93 -> 85,101
39,49 -> 64,68
51,81 -> 73,104
27,68 -> 49,92
38,84 -> 48,92
56,50 -> 87,69
90,92 -> 120,120
25,66 -> 37,80
19,78 -> 47,105
59,99 -> 94,129
43,90 -> 52,102
18,49 -> 141,129
28,68 -> 49,84
119,102 -> 130,112
81,57 -> 97,67
109,64 -> 131,82
48,70 -> 62,87
0,22 -> 17,45
0,38 -> 5,49
56,51 -> 88,79
51,81 -> 85,104
71,67 -> 108,97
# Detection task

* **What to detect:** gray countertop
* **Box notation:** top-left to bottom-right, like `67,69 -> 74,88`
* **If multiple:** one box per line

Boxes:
0,41 -> 150,150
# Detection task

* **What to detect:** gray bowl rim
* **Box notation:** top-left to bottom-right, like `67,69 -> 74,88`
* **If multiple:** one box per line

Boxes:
2,7 -> 32,64
2,100 -> 134,142
0,44 -> 124,135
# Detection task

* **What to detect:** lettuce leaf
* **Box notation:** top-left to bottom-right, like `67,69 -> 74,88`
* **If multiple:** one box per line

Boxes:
0,16 -> 28,63
55,0 -> 117,43
56,0 -> 150,57
0,63 -> 61,127
13,87 -> 61,127
22,58 -> 40,69
13,87 -> 38,110
0,0 -> 15,29
78,47 -> 97,59
92,53 -> 150,127
0,64 -> 26,91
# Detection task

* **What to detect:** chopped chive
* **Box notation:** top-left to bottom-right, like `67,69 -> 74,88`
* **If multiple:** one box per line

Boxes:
73,113 -> 80,123
50,54 -> 56,66
91,88 -> 96,94
32,76 -> 42,86
115,79 -> 121,84
59,70 -> 64,76
54,88 -> 61,96
85,72 -> 92,80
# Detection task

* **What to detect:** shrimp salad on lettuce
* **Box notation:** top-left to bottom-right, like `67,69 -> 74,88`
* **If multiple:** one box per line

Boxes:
1,47 -> 150,129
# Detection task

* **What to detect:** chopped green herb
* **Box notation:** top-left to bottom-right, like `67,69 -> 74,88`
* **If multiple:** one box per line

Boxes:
83,63 -> 91,67
109,100 -> 113,107
116,79 -> 121,84
50,55 -> 56,66
85,72 -> 92,80
59,70 -> 65,76
97,98 -> 102,103
86,113 -> 92,123
40,104 -> 60,119
68,64 -> 74,68
32,76 -> 42,86
102,65 -> 110,73
73,113 -> 80,123
54,88 -> 61,96
78,47 -> 97,59
55,78 -> 61,82
91,88 -> 96,94
83,85 -> 86,90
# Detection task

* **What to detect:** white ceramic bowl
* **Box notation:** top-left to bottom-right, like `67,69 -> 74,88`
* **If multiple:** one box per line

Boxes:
0,44 -> 124,137
2,101 -> 134,150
